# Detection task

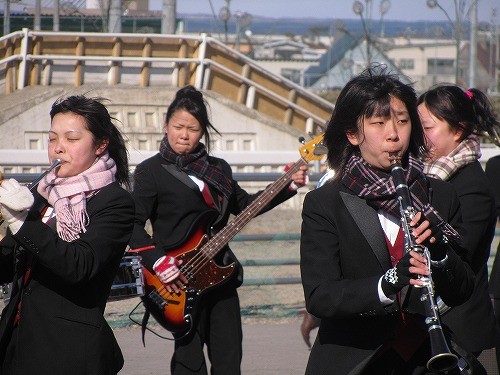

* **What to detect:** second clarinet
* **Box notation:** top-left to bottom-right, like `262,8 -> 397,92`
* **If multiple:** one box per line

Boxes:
389,154 -> 458,373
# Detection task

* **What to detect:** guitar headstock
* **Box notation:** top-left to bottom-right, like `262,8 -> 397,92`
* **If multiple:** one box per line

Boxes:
298,134 -> 326,163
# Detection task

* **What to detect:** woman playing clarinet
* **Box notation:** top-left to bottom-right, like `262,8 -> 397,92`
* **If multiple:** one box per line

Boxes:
300,65 -> 476,374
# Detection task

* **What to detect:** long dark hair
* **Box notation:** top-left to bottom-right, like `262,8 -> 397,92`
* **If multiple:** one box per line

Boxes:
50,95 -> 130,187
417,85 -> 500,146
325,65 -> 428,181
165,85 -> 220,153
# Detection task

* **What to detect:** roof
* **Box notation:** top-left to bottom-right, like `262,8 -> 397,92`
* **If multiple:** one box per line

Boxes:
303,32 -> 361,86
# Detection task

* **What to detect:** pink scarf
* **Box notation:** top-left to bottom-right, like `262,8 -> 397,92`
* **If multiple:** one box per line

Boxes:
37,151 -> 117,242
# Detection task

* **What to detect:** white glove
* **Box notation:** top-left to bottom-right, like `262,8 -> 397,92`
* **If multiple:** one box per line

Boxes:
0,179 -> 34,234
153,256 -> 181,284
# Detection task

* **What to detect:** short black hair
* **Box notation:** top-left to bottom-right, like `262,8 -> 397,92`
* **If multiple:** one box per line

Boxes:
325,65 -> 428,180
50,95 -> 130,186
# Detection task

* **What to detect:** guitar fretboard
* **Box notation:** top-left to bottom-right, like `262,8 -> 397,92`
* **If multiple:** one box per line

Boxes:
199,158 -> 308,259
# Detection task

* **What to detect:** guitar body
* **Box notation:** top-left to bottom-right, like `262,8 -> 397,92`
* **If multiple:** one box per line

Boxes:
141,212 -> 237,333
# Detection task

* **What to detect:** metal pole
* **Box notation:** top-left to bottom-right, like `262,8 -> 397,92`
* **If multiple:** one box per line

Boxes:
108,0 -> 121,33
34,0 -> 41,30
3,0 -> 10,35
469,0 -> 477,88
53,0 -> 60,31
161,0 -> 176,34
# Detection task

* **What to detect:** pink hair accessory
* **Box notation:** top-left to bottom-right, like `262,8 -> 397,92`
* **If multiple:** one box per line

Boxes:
464,90 -> 473,100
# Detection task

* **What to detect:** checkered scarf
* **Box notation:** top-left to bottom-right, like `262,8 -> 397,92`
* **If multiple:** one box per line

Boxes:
424,135 -> 481,181
37,151 -> 116,242
342,152 -> 460,243
159,135 -> 233,199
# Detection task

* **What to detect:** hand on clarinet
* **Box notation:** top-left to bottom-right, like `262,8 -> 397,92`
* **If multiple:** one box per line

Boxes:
153,255 -> 189,293
381,251 -> 429,296
410,212 -> 448,261
0,179 -> 34,235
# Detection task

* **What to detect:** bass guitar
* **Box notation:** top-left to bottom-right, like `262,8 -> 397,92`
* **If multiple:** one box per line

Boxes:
141,135 -> 326,334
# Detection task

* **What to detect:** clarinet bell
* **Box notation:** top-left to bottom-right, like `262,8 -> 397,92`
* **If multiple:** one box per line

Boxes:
427,328 -> 458,372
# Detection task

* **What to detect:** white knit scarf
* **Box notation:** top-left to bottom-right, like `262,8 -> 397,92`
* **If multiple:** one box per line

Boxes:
37,151 -> 117,242
424,135 -> 481,181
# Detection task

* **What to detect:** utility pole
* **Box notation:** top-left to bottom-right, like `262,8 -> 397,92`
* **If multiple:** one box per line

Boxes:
53,0 -> 60,31
34,0 -> 41,30
108,0 -> 121,32
469,0 -> 477,88
162,0 -> 176,34
3,0 -> 10,35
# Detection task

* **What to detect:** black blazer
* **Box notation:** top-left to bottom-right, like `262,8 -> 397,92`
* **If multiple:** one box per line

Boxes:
300,178 -> 475,375
439,161 -> 497,353
486,155 -> 500,299
129,153 -> 296,279
0,182 -> 135,375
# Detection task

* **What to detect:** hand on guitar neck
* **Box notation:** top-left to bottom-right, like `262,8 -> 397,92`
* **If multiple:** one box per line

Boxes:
285,162 -> 309,191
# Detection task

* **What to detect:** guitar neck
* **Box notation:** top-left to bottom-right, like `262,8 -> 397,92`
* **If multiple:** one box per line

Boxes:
200,158 -> 307,258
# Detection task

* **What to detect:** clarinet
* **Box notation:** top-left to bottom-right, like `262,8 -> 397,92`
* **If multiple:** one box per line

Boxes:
389,154 -> 458,372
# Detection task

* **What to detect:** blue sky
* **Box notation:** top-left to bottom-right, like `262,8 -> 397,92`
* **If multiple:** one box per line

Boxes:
154,0 -> 497,23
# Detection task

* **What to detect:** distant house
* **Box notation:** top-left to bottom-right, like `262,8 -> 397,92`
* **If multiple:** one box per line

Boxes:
303,32 -> 408,89
383,37 -> 459,92
252,39 -> 325,84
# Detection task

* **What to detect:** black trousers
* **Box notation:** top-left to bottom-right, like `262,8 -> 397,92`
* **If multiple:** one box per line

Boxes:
171,284 -> 243,375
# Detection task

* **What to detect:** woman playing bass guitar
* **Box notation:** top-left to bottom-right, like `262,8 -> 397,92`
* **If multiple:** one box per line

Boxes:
129,85 -> 308,375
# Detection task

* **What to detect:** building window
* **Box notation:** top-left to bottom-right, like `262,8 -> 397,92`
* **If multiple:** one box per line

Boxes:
243,139 -> 253,151
427,59 -> 454,75
29,139 -> 40,149
398,59 -> 414,70
281,68 -> 301,84
226,140 -> 235,150
127,112 -> 138,128
145,112 -> 156,128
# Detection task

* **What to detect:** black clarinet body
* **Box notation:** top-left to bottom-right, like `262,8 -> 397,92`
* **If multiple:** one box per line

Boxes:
390,156 -> 458,372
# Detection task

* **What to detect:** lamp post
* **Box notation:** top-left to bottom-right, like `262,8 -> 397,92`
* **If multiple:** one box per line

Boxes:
219,6 -> 231,43
352,0 -> 372,66
379,0 -> 391,38
3,0 -> 10,35
34,0 -> 41,30
431,26 -> 444,85
426,0 -> 464,84
353,0 -> 371,66
234,11 -> 252,52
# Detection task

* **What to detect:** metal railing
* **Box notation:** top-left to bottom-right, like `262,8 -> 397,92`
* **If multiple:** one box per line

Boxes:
0,29 -> 333,135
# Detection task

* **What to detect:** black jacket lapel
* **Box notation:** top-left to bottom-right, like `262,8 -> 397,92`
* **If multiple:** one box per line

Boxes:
340,192 -> 391,270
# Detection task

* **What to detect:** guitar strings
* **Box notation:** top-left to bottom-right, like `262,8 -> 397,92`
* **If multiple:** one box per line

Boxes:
178,159 -> 308,278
